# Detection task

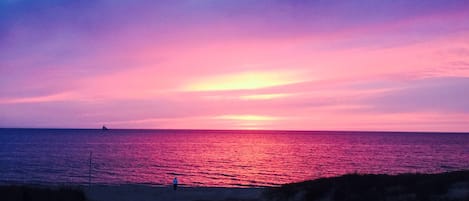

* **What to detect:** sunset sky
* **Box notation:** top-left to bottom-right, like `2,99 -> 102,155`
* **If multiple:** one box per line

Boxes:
1,0 -> 469,131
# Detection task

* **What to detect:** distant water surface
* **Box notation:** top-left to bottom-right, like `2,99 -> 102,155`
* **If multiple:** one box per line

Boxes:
0,129 -> 468,187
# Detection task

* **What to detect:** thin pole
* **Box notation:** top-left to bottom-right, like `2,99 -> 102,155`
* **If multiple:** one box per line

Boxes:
89,151 -> 92,187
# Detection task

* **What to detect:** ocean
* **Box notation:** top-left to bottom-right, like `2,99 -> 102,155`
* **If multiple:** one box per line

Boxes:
0,129 -> 468,187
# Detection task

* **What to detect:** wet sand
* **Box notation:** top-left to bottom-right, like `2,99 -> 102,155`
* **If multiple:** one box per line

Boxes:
85,185 -> 263,201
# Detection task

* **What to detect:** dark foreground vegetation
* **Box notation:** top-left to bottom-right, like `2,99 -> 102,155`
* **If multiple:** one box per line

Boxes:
1,171 -> 468,201
264,171 -> 469,201
0,185 -> 86,201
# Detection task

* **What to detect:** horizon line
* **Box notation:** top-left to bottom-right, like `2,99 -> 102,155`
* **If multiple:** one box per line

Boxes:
1,127 -> 468,134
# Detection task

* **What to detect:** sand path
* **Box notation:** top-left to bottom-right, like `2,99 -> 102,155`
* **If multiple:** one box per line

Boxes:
85,185 -> 263,201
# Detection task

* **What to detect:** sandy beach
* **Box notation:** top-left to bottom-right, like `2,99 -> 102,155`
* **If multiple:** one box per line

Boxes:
85,185 -> 263,201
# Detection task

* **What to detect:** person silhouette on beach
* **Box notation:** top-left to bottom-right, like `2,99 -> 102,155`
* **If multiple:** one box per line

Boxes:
173,177 -> 178,190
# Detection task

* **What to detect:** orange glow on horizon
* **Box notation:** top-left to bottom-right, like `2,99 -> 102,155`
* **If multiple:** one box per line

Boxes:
215,115 -> 279,121
213,115 -> 279,130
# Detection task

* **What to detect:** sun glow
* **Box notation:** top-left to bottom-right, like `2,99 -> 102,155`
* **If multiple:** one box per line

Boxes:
184,71 -> 306,91
215,115 -> 278,121
214,115 -> 279,129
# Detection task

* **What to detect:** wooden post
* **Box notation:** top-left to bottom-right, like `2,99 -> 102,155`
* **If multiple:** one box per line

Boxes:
89,152 -> 92,187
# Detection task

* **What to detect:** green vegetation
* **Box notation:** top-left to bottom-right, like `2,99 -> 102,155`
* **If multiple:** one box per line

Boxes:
264,171 -> 469,201
0,186 -> 86,201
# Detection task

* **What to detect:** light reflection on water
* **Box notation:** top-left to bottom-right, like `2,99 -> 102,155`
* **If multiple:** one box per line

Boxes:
0,129 -> 468,187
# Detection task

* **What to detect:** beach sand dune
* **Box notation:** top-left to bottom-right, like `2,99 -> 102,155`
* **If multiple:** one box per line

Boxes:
85,185 -> 263,201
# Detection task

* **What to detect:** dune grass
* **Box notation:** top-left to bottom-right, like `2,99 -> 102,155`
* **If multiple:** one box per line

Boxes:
0,185 -> 87,201
264,171 -> 469,201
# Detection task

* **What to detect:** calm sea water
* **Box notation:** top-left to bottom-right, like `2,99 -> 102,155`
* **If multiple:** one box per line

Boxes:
0,129 -> 468,187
